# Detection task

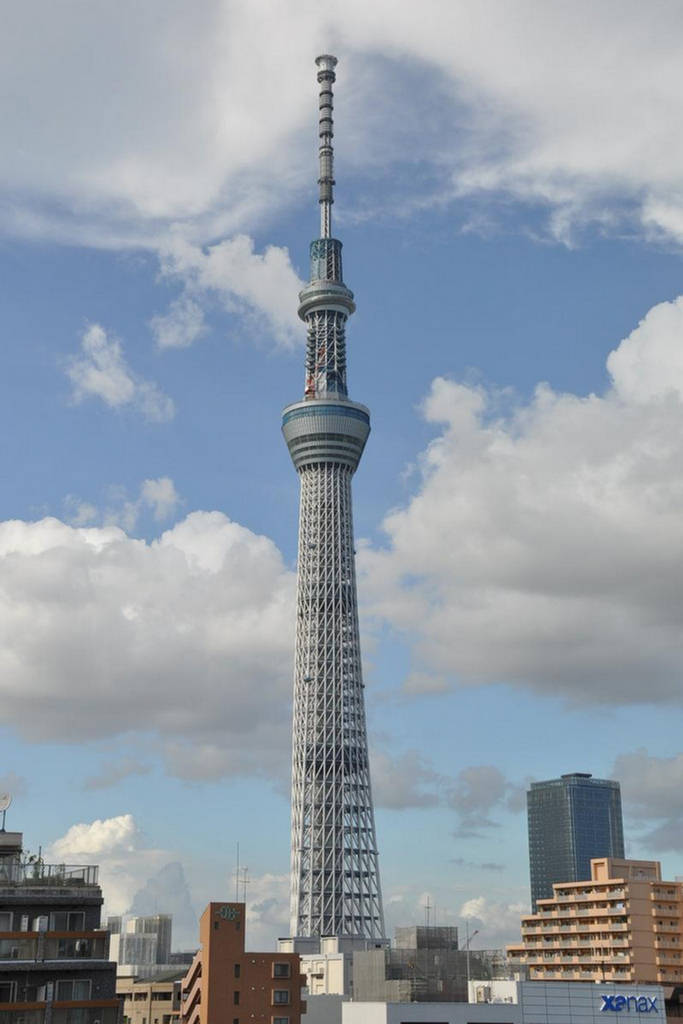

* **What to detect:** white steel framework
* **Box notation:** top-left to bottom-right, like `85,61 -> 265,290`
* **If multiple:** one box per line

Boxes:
282,55 -> 385,941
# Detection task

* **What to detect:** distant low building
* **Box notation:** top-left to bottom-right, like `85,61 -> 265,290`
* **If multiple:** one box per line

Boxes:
352,924 -> 512,1002
342,980 -> 667,1024
108,913 -> 173,966
119,969 -> 184,1024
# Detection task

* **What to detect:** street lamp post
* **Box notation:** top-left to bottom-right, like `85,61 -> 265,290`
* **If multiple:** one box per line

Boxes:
464,920 -> 480,998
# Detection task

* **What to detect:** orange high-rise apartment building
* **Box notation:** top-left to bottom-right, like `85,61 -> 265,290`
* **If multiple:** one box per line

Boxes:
508,858 -> 683,985
181,903 -> 306,1024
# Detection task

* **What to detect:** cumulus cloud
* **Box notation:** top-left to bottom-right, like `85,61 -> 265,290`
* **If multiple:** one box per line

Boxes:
0,511 -> 295,778
155,235 -> 303,349
612,748 -> 683,854
150,296 -> 207,350
460,895 -> 528,948
361,294 -> 683,706
130,862 -> 197,949
244,873 -> 290,950
65,478 -> 182,533
47,815 -> 192,930
139,477 -> 181,521
50,814 -> 139,860
66,324 -> 174,422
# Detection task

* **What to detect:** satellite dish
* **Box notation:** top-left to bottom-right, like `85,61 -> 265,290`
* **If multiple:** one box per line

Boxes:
0,794 -> 12,813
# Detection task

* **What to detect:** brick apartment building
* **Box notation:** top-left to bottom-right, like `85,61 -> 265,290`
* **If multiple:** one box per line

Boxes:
181,903 -> 306,1024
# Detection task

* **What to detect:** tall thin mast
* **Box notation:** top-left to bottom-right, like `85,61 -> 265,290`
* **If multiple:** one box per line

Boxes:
316,54 -> 336,239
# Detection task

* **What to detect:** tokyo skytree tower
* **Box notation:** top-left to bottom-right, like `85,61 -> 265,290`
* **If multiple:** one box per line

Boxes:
282,55 -> 385,941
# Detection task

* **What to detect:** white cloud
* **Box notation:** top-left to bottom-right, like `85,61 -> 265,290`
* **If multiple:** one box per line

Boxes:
66,478 -> 182,533
0,511 -> 295,777
139,477 -> 181,522
150,296 -> 206,350
607,297 -> 683,403
63,498 -> 98,527
67,323 -> 174,422
460,895 -> 528,948
361,294 -> 683,705
3,3 -> 683,247
155,235 -> 303,349
50,814 -> 139,860
47,815 -> 187,925
130,862 -> 197,949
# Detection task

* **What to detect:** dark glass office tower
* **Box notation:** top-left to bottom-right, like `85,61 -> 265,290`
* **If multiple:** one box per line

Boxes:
527,772 -> 625,910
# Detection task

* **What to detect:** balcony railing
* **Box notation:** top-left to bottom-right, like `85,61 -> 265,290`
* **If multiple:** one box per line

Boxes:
0,862 -> 99,887
0,935 -> 108,960
0,1007 -> 118,1024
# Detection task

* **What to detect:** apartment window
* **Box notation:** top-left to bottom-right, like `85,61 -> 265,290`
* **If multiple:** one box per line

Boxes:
273,963 -> 290,979
234,963 -> 241,978
50,911 -> 85,932
0,912 -> 12,931
273,990 -> 290,1005
273,1018 -> 290,1024
233,991 -> 240,1005
0,981 -> 16,1002
56,979 -> 91,1000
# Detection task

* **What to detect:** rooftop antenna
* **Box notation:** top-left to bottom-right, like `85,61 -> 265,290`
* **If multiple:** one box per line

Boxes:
241,866 -> 250,905
315,54 -> 337,239
0,793 -> 11,832
234,842 -> 240,901
424,896 -> 432,928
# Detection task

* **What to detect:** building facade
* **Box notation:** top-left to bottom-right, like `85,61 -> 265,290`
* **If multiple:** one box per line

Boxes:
508,857 -> 683,986
282,53 -> 385,946
108,914 -> 173,967
341,981 -> 666,1024
181,902 -> 306,1024
527,773 -> 624,909
118,970 -> 183,1024
0,829 -> 119,1024
352,926 -> 512,1004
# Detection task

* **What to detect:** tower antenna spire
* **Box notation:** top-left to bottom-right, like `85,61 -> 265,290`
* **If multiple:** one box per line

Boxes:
315,54 -> 337,239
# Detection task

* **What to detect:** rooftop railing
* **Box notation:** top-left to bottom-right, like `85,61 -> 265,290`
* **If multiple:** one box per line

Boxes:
0,861 -> 99,886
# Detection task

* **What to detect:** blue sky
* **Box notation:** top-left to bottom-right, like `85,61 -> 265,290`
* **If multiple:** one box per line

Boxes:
1,1 -> 682,951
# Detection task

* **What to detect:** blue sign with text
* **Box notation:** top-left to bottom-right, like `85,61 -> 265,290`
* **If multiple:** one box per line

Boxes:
600,994 -> 659,1013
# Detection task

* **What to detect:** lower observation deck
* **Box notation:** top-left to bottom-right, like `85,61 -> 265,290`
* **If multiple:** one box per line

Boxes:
282,398 -> 370,471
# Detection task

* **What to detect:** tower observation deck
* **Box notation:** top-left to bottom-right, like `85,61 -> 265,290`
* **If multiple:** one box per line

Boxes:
282,55 -> 385,942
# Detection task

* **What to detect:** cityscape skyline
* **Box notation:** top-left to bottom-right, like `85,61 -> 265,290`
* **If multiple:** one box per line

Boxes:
0,2 -> 682,954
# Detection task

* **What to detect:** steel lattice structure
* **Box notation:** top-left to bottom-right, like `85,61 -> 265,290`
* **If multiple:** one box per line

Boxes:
282,55 -> 385,942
